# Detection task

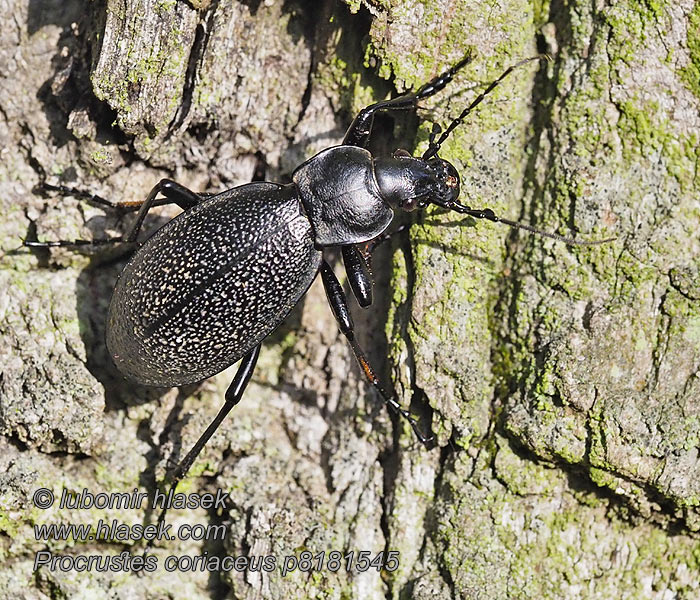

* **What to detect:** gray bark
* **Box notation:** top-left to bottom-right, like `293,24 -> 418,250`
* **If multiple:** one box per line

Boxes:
1,0 -> 699,598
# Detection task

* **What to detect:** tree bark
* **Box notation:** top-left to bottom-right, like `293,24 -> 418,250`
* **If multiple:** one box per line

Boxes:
1,0 -> 699,598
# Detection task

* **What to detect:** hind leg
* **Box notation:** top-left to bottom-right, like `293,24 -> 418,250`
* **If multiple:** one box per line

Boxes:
25,179 -> 205,248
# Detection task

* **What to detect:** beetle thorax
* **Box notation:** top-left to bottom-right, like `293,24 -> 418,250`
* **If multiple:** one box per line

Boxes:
292,146 -> 394,246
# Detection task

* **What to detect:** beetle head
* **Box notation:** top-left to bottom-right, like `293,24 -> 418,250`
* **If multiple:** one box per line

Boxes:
375,56 -> 614,247
424,157 -> 461,209
374,152 -> 462,213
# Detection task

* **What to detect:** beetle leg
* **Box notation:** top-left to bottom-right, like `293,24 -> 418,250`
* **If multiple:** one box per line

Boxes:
343,53 -> 475,148
25,179 -> 206,248
342,245 -> 373,308
365,223 -> 411,254
164,344 -> 260,486
123,179 -> 202,242
40,179 -> 209,211
343,224 -> 412,282
320,261 -> 433,444
342,225 -> 413,308
152,344 -> 261,536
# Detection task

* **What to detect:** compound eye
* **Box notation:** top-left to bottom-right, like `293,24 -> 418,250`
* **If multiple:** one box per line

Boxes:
402,197 -> 420,212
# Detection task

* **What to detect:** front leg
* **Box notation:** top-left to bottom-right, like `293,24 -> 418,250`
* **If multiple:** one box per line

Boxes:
341,222 -> 415,309
342,52 -> 474,148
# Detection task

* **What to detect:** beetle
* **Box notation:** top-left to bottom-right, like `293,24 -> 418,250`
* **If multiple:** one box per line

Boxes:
27,53 -> 610,523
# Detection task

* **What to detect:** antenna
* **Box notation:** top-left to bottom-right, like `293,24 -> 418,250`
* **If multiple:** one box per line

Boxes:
446,203 -> 615,246
422,55 -> 551,160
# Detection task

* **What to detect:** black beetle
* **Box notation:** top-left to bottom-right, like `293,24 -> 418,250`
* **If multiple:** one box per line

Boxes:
27,53 -> 610,522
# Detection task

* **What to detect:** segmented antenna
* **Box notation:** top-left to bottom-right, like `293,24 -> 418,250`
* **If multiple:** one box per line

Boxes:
448,203 -> 615,246
420,55 -> 613,246
422,54 -> 551,160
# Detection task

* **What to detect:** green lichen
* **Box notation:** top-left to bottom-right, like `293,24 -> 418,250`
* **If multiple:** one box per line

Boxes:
319,54 -> 378,118
156,0 -> 177,13
0,512 -> 19,541
493,437 -> 561,496
91,4 -> 191,152
631,0 -> 666,22
343,0 -> 362,14
532,0 -> 551,26
441,445 -> 700,597
495,0 -> 700,529
597,7 -> 700,192
681,3 -> 700,98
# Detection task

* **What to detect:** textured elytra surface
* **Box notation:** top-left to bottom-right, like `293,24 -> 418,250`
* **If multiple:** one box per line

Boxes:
108,183 -> 321,385
2,0 -> 700,599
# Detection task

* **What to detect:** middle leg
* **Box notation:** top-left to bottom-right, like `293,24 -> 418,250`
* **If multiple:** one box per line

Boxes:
320,260 -> 432,443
